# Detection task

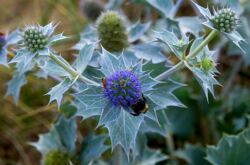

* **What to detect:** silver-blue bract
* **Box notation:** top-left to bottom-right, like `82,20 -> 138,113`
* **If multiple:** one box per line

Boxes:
6,23 -> 67,102
193,2 -> 246,53
73,48 -> 184,157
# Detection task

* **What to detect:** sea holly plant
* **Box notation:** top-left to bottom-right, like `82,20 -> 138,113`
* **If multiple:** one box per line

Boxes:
31,115 -> 109,165
2,0 -> 250,164
73,48 -> 183,157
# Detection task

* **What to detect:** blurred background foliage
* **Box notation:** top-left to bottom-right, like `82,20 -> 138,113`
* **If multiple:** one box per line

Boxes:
0,0 -> 250,164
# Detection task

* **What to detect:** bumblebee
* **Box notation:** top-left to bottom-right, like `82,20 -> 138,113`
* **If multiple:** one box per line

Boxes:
102,78 -> 148,116
130,94 -> 148,116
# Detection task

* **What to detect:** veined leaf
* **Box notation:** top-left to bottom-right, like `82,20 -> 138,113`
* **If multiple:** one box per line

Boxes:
47,78 -> 74,107
73,86 -> 108,119
75,43 -> 96,75
31,115 -> 77,154
80,134 -> 109,165
130,43 -> 167,63
175,144 -> 210,165
106,110 -> 144,157
6,72 -> 27,102
146,0 -> 174,18
206,131 -> 250,165
128,21 -> 151,43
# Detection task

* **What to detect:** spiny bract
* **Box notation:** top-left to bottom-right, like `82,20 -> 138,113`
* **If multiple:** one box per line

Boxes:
200,57 -> 214,73
211,8 -> 237,33
43,150 -> 72,165
97,11 -> 129,52
23,27 -> 48,53
103,70 -> 141,107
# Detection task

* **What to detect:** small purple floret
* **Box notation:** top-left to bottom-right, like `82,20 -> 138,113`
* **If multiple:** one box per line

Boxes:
0,34 -> 6,51
104,70 -> 141,107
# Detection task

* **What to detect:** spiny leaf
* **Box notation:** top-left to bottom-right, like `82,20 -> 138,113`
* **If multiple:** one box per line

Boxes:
80,134 -> 109,165
145,82 -> 185,109
99,48 -> 122,76
130,43 -> 167,63
73,86 -> 108,119
185,38 -> 220,100
9,49 -> 35,74
6,72 -> 27,102
175,144 -> 210,165
154,29 -> 189,60
106,110 -> 144,157
128,21 -> 151,43
146,0 -> 174,18
31,115 -> 77,154
206,131 -> 250,165
75,43 -> 96,75
47,78 -> 74,107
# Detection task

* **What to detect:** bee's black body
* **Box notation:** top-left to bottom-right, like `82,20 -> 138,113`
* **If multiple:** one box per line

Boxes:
130,94 -> 148,116
102,77 -> 148,116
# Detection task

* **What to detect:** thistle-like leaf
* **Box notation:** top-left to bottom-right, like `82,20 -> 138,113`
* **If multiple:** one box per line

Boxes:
80,134 -> 109,165
130,43 -> 167,63
73,86 -> 108,119
47,78 -> 74,107
128,21 -> 151,43
6,72 -> 27,102
206,130 -> 250,165
146,0 -> 174,18
31,115 -> 77,154
106,110 -> 144,156
75,43 -> 96,75
175,144 -> 210,165
154,29 -> 189,60
185,38 -> 220,100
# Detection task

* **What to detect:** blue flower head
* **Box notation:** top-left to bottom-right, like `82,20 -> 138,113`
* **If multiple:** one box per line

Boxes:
0,33 -> 6,50
104,70 -> 141,107
73,48 -> 183,157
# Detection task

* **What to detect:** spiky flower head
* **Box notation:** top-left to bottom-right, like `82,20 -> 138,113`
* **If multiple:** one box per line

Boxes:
104,70 -> 141,107
43,150 -> 72,165
23,27 -> 48,53
200,56 -> 214,73
81,0 -> 104,21
0,33 -> 6,50
211,8 -> 237,33
18,23 -> 66,56
97,11 -> 129,52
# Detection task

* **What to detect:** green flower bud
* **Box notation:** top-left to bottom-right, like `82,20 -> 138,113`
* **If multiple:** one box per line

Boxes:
43,150 -> 78,165
23,28 -> 47,53
211,8 -> 237,33
81,0 -> 104,21
201,57 -> 214,73
97,11 -> 129,52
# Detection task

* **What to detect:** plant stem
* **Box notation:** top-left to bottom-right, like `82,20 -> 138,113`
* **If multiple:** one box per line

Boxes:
49,51 -> 100,86
221,56 -> 243,98
156,30 -> 218,81
166,133 -> 177,164
113,146 -> 122,165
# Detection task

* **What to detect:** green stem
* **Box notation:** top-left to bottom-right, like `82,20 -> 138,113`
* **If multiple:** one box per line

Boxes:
166,133 -> 177,165
113,146 -> 122,165
156,30 -> 218,81
49,51 -> 100,86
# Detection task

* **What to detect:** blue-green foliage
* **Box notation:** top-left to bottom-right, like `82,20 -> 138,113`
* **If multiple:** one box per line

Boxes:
3,0 -> 250,164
